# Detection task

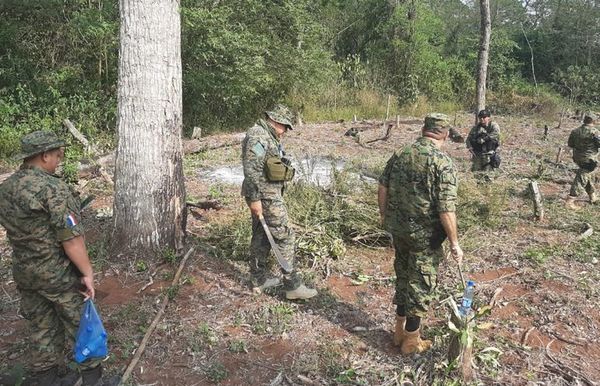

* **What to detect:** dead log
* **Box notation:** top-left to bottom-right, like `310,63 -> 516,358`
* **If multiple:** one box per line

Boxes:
0,172 -> 12,184
183,133 -> 244,155
63,119 -> 99,154
529,180 -> 544,221
186,199 -> 223,211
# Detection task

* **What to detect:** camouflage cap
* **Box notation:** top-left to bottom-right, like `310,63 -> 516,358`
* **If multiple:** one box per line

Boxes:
584,112 -> 597,121
423,113 -> 451,133
14,130 -> 67,160
478,109 -> 491,118
266,104 -> 294,130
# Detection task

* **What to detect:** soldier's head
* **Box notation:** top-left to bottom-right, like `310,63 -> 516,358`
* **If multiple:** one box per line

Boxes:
422,113 -> 451,145
478,109 -> 491,126
584,112 -> 596,125
16,131 -> 67,173
265,104 -> 294,137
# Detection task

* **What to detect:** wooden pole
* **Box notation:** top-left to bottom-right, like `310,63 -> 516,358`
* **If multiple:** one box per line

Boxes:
529,180 -> 544,221
556,147 -> 563,164
119,247 -> 195,385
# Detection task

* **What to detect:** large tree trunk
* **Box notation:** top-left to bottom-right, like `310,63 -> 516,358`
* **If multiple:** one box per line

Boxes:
113,0 -> 185,255
476,0 -> 491,123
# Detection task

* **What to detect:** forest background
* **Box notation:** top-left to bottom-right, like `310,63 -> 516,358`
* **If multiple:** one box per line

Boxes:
1,0 -> 599,161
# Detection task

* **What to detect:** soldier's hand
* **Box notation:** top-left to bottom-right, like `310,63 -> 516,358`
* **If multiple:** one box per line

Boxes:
80,275 -> 95,301
248,200 -> 263,218
450,244 -> 463,265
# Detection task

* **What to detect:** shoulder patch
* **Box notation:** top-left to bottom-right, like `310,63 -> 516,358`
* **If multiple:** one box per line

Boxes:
251,142 -> 266,157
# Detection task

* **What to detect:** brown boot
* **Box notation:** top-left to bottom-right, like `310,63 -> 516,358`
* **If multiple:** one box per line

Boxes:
393,316 -> 406,346
400,328 -> 432,355
565,195 -> 579,210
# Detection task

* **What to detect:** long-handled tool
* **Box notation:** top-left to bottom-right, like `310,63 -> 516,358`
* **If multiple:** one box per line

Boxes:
447,251 -> 466,289
258,215 -> 293,273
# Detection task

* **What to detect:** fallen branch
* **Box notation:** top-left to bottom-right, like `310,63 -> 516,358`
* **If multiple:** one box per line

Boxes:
119,247 -> 195,386
545,339 -> 597,386
63,118 -> 99,154
521,326 -> 535,345
364,123 -> 394,144
186,199 -> 223,211
489,287 -> 503,308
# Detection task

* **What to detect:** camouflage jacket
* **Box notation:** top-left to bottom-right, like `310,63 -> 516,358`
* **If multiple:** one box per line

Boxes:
567,124 -> 600,165
241,119 -> 287,201
0,165 -> 83,290
379,137 -> 458,249
466,121 -> 500,155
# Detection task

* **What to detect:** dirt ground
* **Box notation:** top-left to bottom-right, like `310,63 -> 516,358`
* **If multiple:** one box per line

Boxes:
1,113 -> 600,385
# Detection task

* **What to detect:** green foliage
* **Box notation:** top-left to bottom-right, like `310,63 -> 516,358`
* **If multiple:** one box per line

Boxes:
181,0 -> 334,132
1,0 -> 594,155
203,202 -> 252,261
204,361 -> 228,383
135,260 -> 147,272
250,303 -> 296,335
523,246 -> 556,265
161,248 -> 178,264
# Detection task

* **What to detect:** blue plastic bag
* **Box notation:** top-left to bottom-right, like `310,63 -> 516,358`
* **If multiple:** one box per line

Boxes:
74,299 -> 108,363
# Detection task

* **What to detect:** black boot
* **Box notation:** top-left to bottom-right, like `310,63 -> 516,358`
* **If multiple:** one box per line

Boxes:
81,366 -> 102,386
22,366 -> 60,386
81,366 -> 119,386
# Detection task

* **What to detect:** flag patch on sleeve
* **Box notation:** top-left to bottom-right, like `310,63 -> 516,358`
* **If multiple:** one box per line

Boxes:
66,213 -> 78,228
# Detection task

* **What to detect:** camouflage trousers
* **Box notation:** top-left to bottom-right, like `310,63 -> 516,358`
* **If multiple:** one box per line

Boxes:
471,154 -> 493,172
570,167 -> 597,197
392,240 -> 443,318
249,198 -> 302,290
19,284 -> 101,372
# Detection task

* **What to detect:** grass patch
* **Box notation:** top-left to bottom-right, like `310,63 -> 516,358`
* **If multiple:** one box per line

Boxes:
249,303 -> 296,335
458,176 -> 511,231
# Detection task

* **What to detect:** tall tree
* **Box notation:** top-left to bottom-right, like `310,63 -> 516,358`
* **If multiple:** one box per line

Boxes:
112,0 -> 186,255
476,0 -> 491,118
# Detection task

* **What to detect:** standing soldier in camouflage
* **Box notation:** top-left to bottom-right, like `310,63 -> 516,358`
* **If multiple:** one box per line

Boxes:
378,113 -> 463,355
0,131 -> 115,386
241,105 -> 317,300
466,109 -> 501,172
565,113 -> 600,209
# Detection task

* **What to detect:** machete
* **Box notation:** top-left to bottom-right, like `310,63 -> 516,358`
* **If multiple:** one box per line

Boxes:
258,215 -> 293,273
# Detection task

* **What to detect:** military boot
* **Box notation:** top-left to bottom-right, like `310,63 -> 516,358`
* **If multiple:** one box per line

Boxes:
81,366 -> 102,386
81,366 -> 120,386
400,328 -> 432,355
285,284 -> 317,300
252,277 -> 281,294
20,366 -> 60,386
393,316 -> 406,346
565,195 -> 579,210
589,192 -> 598,204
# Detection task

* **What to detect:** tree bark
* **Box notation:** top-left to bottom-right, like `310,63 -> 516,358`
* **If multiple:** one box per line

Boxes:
476,0 -> 491,123
113,0 -> 185,255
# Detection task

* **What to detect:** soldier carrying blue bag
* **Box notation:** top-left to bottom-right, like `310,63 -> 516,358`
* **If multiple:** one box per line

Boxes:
0,131 -> 116,386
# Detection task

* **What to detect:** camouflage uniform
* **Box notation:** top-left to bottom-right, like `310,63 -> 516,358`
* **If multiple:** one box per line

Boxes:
466,121 -> 500,171
241,117 -> 302,290
379,134 -> 458,318
568,123 -> 600,197
0,132 -> 99,373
